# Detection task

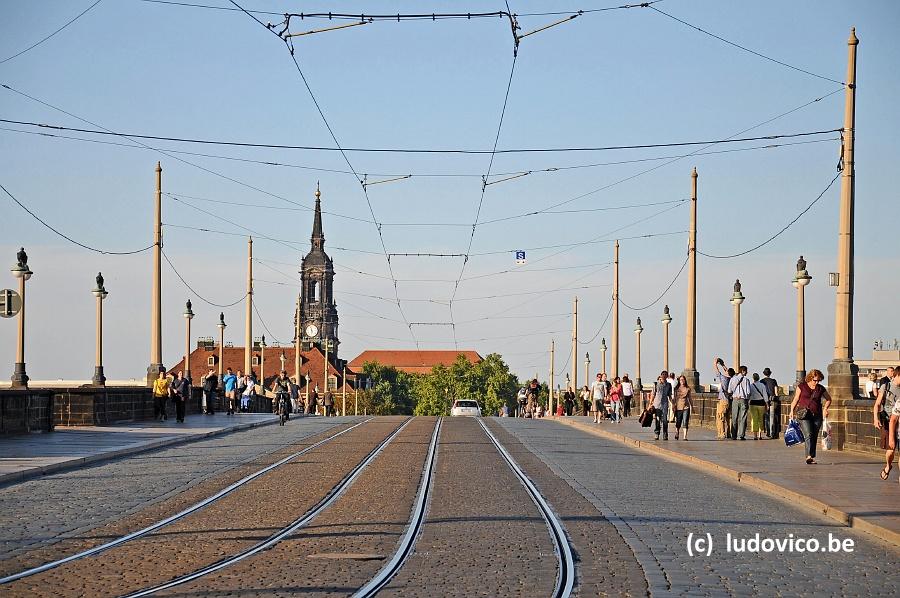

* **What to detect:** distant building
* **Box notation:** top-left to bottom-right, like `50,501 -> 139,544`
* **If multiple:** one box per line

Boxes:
348,350 -> 483,376
297,184 -> 339,354
857,348 -> 900,377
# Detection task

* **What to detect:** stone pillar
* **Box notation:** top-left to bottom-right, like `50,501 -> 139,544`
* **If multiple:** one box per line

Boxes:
661,305 -> 672,374
611,241 -> 620,377
794,264 -> 812,383
828,28 -> 859,403
147,162 -> 163,386
549,339 -> 555,416
183,300 -> 194,382
11,256 -> 31,388
92,275 -> 108,386
244,237 -> 253,374
730,281 -> 745,369
634,318 -> 644,392
600,338 -> 607,376
571,296 -> 578,395
217,312 -> 226,384
682,168 -> 700,390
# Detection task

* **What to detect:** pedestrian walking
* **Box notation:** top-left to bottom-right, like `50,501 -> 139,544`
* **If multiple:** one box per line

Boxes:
788,369 -> 832,464
748,373 -> 770,440
590,373 -> 606,423
289,377 -> 302,414
761,367 -> 781,439
609,377 -> 622,423
563,387 -> 575,416
525,379 -> 540,418
308,389 -> 318,415
222,367 -> 237,416
240,372 -> 256,411
580,385 -> 591,416
713,359 -> 734,439
324,390 -> 335,416
171,370 -> 189,423
673,374 -> 693,440
152,370 -> 170,421
651,372 -> 672,440
621,374 -> 634,418
728,365 -> 752,440
874,367 -> 899,480
202,368 -> 217,415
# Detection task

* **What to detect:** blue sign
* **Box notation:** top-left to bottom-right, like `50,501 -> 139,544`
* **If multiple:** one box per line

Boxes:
515,250 -> 526,264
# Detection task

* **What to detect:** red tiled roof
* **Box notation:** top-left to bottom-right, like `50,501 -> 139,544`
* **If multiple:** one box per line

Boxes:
347,350 -> 482,375
168,345 -> 354,390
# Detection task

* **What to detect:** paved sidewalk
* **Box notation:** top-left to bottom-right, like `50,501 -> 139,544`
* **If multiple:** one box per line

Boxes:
552,415 -> 900,546
0,413 -> 279,485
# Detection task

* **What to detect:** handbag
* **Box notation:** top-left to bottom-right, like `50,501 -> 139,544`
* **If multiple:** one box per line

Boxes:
639,408 -> 654,427
784,419 -> 805,447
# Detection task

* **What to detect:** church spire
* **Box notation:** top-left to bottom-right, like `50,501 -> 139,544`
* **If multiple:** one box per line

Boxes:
311,182 -> 324,249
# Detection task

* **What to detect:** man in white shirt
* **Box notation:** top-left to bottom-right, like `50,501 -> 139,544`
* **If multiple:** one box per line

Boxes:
728,365 -> 752,440
590,373 -> 607,423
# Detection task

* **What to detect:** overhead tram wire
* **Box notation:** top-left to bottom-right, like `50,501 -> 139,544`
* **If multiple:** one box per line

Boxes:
0,124 -> 841,181
698,171 -> 841,260
161,249 -> 247,308
0,0 -> 104,65
580,302 -> 614,346
649,5 -> 845,86
0,116 -> 841,155
252,302 -> 284,345
226,1 -> 420,348
619,253 -> 689,311
0,85 -> 373,226
1,182 -> 154,255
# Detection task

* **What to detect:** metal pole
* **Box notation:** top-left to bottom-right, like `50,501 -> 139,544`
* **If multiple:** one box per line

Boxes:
611,241 -> 619,377
549,339 -> 555,416
342,365 -> 347,416
828,27 -> 859,401
294,297 -> 301,380
571,296 -> 578,396
244,237 -> 253,374
147,162 -> 163,386
683,167 -> 699,389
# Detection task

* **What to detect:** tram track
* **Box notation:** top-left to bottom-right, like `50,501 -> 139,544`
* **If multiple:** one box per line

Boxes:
121,416 -> 413,597
0,418 -> 373,586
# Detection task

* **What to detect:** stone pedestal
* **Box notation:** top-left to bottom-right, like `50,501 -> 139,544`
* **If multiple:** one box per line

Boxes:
92,366 -> 106,387
11,362 -> 28,388
682,368 -> 700,393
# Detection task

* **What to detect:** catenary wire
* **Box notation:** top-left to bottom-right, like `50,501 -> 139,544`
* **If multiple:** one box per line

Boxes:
161,249 -> 248,307
580,301 -> 614,345
0,0 -> 104,65
252,301 -> 284,345
698,171 -> 841,259
0,116 -> 840,155
619,253 -> 689,311
649,5 -> 845,86
1,182 -> 154,255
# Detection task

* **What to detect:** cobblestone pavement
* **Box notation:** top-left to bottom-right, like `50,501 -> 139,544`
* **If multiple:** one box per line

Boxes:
2,418 -> 403,597
154,417 -> 438,597
497,418 -> 900,597
485,420 -> 647,596
382,417 -> 558,598
0,417 -> 357,567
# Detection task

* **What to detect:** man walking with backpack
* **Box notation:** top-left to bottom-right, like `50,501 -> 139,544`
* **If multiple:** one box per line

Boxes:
728,365 -> 753,440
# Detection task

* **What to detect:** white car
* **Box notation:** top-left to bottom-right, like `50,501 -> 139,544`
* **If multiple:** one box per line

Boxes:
450,399 -> 482,417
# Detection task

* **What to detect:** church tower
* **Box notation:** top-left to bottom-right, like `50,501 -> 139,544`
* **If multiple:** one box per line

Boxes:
298,184 -> 338,353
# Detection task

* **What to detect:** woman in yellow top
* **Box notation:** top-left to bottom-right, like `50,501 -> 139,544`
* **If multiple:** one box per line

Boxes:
152,370 -> 170,421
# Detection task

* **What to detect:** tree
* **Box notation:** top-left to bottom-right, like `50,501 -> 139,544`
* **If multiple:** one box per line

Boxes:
358,361 -> 415,415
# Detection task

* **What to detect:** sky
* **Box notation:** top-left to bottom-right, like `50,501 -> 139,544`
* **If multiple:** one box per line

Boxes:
1,0 -> 898,386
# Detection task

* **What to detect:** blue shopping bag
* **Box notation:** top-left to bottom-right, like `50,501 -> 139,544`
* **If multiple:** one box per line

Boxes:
784,419 -> 805,447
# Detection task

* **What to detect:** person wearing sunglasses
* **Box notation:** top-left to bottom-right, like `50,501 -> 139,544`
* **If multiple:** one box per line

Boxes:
788,369 -> 832,464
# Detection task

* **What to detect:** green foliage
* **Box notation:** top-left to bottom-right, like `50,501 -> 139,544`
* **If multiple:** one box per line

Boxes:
356,353 -> 521,416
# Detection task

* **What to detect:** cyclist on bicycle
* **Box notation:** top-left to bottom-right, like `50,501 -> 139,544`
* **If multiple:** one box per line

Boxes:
271,370 -> 292,425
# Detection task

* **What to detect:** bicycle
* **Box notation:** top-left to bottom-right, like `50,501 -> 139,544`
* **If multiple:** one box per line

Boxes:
275,392 -> 290,426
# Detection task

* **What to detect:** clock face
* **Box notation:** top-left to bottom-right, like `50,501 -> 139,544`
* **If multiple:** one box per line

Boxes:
305,324 -> 319,338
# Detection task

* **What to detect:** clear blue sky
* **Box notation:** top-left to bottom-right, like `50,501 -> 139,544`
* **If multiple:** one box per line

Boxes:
1,1 -> 898,385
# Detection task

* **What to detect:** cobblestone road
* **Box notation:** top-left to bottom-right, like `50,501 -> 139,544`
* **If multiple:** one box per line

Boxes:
0,417 -> 357,565
497,418 -> 900,597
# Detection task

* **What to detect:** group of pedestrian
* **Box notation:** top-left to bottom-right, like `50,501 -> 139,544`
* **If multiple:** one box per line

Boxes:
712,359 -> 783,442
588,372 -> 634,423
515,379 -> 543,418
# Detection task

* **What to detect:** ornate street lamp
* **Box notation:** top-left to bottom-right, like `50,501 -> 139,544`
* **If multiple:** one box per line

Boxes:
217,312 -> 227,384
660,305 -> 673,373
634,317 -> 644,393
183,300 -> 194,382
91,273 -> 109,386
793,256 -> 812,383
10,247 -> 32,388
599,338 -> 608,376
584,352 -> 591,392
730,280 -> 746,369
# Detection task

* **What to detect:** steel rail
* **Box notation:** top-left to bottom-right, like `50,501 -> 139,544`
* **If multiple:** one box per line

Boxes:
478,419 -> 575,598
352,417 -> 443,597
0,418 -> 372,585
122,417 -> 413,597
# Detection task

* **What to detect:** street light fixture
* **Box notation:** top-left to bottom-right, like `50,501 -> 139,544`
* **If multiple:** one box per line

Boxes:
91,273 -> 109,386
183,300 -> 194,382
730,280 -> 746,369
794,256 -> 812,383
10,247 -> 32,388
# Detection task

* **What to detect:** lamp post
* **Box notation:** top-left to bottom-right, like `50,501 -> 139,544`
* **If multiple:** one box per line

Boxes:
600,338 -> 607,376
730,280 -> 745,369
10,247 -> 32,388
584,352 -> 590,393
661,305 -> 672,373
91,273 -> 109,386
183,300 -> 194,382
259,335 -> 266,392
634,317 -> 644,393
305,373 -> 310,407
217,312 -> 226,386
342,365 -> 347,416
793,256 -> 812,384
